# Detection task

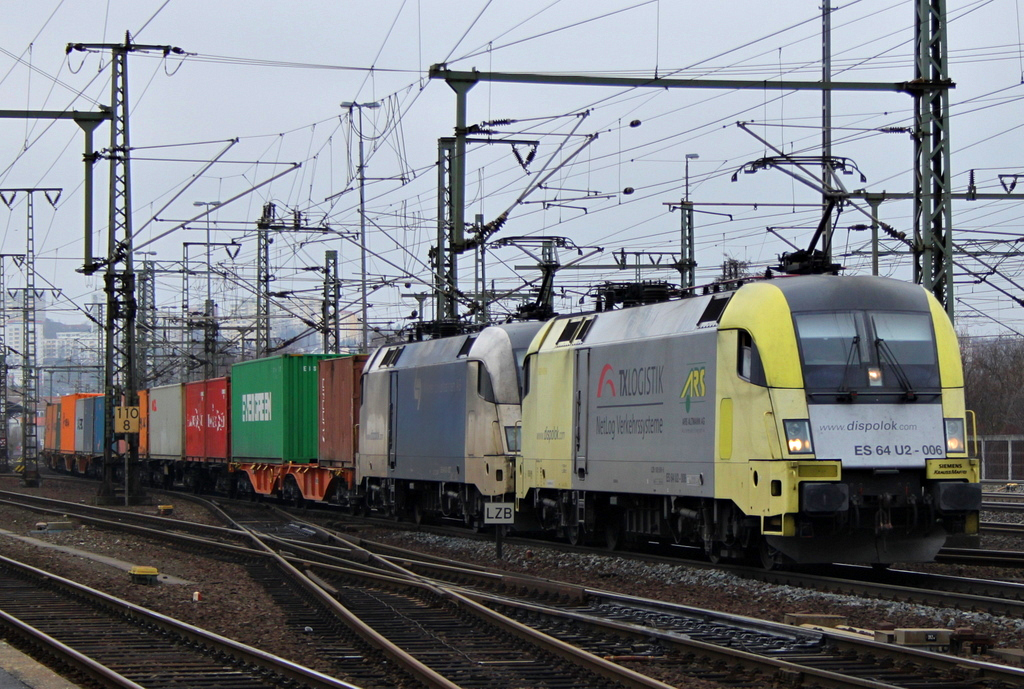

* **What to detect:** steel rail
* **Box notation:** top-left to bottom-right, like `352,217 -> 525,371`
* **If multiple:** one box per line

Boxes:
0,489 -> 244,539
0,553 -> 363,689
0,609 -> 146,689
12,487 -> 1024,687
271,540 -> 952,689
264,506 -> 679,689
0,495 -> 257,556
308,537 -> 1024,689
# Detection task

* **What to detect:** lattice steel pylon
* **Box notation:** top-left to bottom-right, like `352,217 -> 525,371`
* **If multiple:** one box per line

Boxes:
255,202 -> 275,359
0,190 -> 60,486
0,254 -> 12,473
322,250 -> 340,354
69,33 -> 185,503
435,138 -> 458,322
912,0 -> 954,315
137,258 -> 155,389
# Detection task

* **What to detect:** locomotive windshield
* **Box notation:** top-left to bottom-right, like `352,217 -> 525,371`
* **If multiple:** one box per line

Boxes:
793,310 -> 939,395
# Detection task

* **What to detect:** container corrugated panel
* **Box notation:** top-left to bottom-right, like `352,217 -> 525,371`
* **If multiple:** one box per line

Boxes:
43,403 -> 59,452
59,393 -> 102,454
185,378 -> 230,461
231,354 -> 338,463
148,384 -> 184,459
138,389 -> 150,457
184,382 -> 203,458
318,355 -> 367,467
90,396 -> 105,455
74,397 -> 95,454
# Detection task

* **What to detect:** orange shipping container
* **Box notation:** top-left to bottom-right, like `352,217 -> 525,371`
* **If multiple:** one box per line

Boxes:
138,389 -> 150,457
43,402 -> 59,452
59,393 -> 102,454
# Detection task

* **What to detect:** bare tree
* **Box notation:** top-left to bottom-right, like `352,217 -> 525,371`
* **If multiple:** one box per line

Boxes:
961,336 -> 1024,435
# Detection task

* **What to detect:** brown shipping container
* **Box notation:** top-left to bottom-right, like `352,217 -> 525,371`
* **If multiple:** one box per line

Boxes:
318,355 -> 367,468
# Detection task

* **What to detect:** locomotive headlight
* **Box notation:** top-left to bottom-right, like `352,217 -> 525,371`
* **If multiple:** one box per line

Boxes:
867,367 -> 883,386
784,419 -> 814,455
945,418 -> 966,454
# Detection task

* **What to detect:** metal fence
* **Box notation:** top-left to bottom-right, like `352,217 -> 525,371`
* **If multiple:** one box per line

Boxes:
979,435 -> 1024,483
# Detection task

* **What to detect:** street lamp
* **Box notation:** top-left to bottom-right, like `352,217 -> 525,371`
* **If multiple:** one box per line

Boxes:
340,101 -> 381,353
685,153 -> 700,202
683,154 -> 700,291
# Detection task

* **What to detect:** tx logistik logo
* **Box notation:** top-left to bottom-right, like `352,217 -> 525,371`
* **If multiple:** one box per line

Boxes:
680,367 -> 706,413
597,363 -> 665,398
597,364 -> 617,397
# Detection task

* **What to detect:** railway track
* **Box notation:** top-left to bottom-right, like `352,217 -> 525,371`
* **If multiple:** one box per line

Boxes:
9,480 -> 1024,687
4,487 -> 675,688
0,552 -> 360,689
275,514 -> 1024,689
213,498 -> 680,689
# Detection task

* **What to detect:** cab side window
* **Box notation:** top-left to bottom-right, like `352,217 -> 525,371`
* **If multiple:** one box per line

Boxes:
737,330 -> 767,386
522,354 -> 534,397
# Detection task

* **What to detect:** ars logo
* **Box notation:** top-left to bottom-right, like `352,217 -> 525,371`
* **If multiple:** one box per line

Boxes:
680,367 -> 706,412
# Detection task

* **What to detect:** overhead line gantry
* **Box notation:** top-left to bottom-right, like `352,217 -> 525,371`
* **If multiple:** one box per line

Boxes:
428,0 -> 960,318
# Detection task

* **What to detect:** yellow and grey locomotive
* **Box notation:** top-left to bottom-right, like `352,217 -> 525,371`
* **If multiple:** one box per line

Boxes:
517,275 -> 980,566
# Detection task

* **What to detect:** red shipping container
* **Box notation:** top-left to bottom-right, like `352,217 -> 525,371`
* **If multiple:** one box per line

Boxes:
184,378 -> 230,461
318,355 -> 367,468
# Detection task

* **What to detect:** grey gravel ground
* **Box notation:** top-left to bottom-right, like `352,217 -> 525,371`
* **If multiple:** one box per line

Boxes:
4,475 -> 1024,677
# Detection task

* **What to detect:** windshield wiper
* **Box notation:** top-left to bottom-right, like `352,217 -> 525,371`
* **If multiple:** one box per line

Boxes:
837,335 -> 861,402
875,338 -> 917,401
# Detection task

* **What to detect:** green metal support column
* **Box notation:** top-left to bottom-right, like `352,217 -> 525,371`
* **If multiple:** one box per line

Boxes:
913,0 -> 954,316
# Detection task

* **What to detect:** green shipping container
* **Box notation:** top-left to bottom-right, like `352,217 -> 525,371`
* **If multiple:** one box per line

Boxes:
230,354 -> 339,463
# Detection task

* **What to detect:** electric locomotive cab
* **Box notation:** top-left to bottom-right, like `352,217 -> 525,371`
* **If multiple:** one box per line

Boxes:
759,276 -> 981,564
357,322 -> 542,524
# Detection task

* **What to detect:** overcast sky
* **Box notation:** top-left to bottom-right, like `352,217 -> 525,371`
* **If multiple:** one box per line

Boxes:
1,0 -> 1023,342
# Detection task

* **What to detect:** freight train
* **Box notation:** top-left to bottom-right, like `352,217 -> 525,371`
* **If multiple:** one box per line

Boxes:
42,274 -> 981,566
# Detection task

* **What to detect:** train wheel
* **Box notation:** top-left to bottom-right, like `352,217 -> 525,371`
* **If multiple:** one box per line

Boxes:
758,538 -> 783,570
604,517 -> 622,551
567,524 -> 582,546
705,542 -> 724,565
412,502 -> 424,526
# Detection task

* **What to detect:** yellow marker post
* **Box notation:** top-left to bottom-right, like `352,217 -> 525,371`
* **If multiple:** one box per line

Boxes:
115,406 -> 141,434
